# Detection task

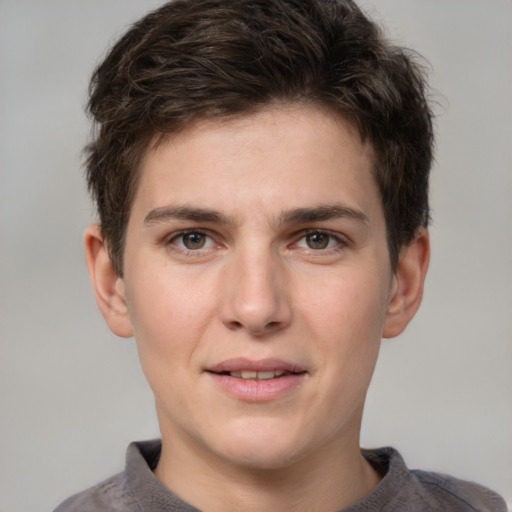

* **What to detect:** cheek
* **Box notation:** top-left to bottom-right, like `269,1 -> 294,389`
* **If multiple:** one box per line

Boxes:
301,269 -> 390,344
123,265 -> 217,376
298,266 -> 390,393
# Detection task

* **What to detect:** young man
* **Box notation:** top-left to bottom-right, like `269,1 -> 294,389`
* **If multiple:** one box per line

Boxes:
55,0 -> 507,510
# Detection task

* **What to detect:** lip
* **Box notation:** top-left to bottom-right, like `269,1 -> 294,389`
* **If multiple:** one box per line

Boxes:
205,358 -> 307,402
207,357 -> 306,374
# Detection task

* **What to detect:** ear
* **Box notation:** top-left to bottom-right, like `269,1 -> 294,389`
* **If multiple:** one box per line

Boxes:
383,227 -> 430,338
83,225 -> 133,338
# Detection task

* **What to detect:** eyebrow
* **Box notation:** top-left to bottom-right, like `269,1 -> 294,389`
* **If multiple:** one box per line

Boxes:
280,204 -> 369,225
143,203 -> 369,227
144,206 -> 231,226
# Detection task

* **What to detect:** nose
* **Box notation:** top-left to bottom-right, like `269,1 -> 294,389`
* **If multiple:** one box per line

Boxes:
219,248 -> 292,337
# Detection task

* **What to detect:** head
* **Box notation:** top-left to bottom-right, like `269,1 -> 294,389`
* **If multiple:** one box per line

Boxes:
83,1 -> 433,494
85,0 -> 434,276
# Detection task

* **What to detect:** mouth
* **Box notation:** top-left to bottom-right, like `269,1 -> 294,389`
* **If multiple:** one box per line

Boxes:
212,369 -> 300,380
205,358 -> 307,400
206,358 -> 306,379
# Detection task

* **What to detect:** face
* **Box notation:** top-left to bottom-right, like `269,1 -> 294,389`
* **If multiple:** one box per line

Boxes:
114,106 -> 398,470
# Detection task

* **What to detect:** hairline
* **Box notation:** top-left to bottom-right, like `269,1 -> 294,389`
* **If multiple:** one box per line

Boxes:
109,101 -> 401,276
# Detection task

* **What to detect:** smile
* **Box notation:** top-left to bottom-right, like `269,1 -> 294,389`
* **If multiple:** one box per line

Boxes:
206,359 -> 307,401
206,358 -> 306,377
226,370 -> 287,380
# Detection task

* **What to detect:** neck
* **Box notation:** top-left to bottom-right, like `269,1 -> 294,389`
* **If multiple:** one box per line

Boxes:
154,422 -> 381,512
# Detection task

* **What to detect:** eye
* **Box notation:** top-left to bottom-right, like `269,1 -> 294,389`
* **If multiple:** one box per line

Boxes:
305,232 -> 330,250
295,231 -> 342,250
171,231 -> 215,251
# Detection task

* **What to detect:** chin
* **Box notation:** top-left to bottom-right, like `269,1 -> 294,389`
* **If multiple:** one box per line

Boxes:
222,443 -> 301,471
208,418 -> 312,470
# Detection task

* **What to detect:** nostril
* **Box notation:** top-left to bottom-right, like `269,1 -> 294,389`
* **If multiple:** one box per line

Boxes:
226,320 -> 243,331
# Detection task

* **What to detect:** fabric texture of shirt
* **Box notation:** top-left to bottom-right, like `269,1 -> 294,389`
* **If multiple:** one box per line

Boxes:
53,439 -> 507,512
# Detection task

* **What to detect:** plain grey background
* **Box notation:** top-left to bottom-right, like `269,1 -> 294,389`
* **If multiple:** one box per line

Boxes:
1,1 -> 511,511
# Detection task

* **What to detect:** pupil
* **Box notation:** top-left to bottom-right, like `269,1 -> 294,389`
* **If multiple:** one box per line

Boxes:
184,233 -> 205,249
307,233 -> 329,249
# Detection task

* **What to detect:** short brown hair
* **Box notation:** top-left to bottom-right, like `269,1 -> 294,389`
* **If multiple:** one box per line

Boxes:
86,0 -> 434,275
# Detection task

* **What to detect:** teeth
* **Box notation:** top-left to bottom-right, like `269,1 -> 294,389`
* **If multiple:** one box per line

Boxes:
256,371 -> 275,380
229,370 -> 286,380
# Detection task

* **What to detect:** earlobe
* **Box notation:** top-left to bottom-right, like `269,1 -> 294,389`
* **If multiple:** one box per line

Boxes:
83,225 -> 134,338
383,228 -> 430,338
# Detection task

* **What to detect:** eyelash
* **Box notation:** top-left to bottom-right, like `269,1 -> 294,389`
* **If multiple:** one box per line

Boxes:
166,230 -> 217,254
164,229 -> 347,255
294,230 -> 347,252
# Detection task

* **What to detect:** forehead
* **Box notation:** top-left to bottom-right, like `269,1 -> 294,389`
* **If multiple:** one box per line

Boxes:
132,105 -> 381,224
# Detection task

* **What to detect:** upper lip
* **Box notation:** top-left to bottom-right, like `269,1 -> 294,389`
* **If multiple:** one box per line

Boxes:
206,358 -> 306,374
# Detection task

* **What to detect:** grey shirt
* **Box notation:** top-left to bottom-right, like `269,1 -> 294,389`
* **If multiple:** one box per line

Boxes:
54,440 -> 507,511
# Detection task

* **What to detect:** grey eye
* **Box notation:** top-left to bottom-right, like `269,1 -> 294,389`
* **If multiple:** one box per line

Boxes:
168,230 -> 217,253
181,232 -> 207,250
305,232 -> 331,250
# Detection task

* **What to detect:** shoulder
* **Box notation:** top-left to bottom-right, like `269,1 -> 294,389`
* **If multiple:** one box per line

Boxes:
360,447 -> 507,512
52,440 -> 199,512
52,471 -> 139,512
410,468 -> 508,512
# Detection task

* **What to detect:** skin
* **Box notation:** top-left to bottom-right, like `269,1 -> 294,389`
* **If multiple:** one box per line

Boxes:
85,105 -> 429,511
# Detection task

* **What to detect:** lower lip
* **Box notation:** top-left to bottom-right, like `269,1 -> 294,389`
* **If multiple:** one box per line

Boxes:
206,372 -> 306,401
